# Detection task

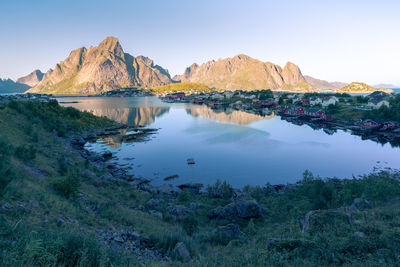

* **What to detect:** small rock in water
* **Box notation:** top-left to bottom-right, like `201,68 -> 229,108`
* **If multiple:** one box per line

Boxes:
187,158 -> 195,165
163,174 -> 179,181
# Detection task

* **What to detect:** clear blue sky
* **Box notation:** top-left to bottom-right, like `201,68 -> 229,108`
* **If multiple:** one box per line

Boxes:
1,0 -> 399,85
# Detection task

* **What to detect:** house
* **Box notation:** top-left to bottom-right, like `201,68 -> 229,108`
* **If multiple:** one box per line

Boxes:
367,96 -> 390,109
361,120 -> 382,130
309,96 -> 322,106
321,96 -> 339,107
382,121 -> 398,131
305,108 -> 325,117
321,114 -> 333,121
167,92 -> 185,100
224,91 -> 234,99
302,99 -> 310,106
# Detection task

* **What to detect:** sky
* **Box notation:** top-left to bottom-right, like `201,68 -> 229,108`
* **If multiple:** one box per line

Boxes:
1,0 -> 400,85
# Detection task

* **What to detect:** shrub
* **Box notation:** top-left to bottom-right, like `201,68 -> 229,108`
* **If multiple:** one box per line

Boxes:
0,138 -> 14,194
14,145 -> 36,161
206,179 -> 233,199
51,175 -> 80,199
182,215 -> 199,236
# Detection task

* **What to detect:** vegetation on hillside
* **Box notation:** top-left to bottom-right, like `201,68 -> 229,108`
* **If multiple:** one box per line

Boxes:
1,100 -> 400,266
151,82 -> 211,94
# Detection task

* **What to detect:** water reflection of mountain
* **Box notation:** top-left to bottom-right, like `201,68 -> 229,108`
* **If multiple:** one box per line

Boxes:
186,105 -> 273,125
85,107 -> 169,126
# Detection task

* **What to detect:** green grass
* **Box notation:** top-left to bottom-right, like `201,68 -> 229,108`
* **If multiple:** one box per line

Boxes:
1,100 -> 400,266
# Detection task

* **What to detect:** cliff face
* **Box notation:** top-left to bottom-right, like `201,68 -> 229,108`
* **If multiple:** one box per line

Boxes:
17,70 -> 44,87
174,54 -> 313,91
28,37 -> 172,95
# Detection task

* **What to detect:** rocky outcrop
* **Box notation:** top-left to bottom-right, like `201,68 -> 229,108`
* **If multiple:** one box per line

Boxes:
338,82 -> 394,93
174,54 -> 314,91
28,37 -> 173,95
17,70 -> 44,87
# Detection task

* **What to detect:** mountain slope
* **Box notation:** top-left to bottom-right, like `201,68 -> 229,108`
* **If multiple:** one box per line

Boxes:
174,54 -> 314,91
0,78 -> 30,93
304,75 -> 347,89
28,37 -> 172,95
17,70 -> 44,87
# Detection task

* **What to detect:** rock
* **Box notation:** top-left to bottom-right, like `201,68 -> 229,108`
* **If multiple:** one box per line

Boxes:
187,158 -> 195,165
163,174 -> 179,181
178,183 -> 203,194
173,242 -> 191,262
145,199 -> 164,211
208,200 -> 262,220
153,184 -> 177,195
301,210 -> 352,233
71,135 -> 85,148
189,202 -> 205,210
214,224 -> 243,245
102,152 -> 113,160
2,202 -> 11,211
350,198 -> 371,211
208,203 -> 237,220
167,204 -> 191,217
354,231 -> 366,238
149,210 -> 163,219
235,199 -> 262,219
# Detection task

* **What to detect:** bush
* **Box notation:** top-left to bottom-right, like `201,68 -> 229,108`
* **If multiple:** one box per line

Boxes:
51,175 -> 80,199
182,215 -> 199,236
0,138 -> 14,194
14,145 -> 36,161
206,179 -> 233,199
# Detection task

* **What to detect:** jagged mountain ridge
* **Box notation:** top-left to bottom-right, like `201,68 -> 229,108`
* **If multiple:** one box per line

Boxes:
173,54 -> 314,91
28,37 -> 173,94
17,70 -> 44,87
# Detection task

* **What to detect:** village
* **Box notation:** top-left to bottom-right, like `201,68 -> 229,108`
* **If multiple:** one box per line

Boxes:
160,89 -> 400,146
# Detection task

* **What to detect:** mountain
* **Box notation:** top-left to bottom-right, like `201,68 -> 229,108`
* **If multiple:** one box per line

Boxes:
28,37 -> 172,95
17,70 -> 44,87
338,82 -> 394,93
304,75 -> 347,90
173,54 -> 314,91
0,78 -> 30,94
373,83 -> 400,89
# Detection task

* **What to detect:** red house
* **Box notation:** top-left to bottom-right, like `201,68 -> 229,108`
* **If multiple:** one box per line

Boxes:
167,92 -> 185,100
302,99 -> 310,105
361,120 -> 382,130
382,121 -> 398,131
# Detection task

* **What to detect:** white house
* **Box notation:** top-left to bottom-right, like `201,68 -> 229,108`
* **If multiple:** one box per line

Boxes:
322,96 -> 339,107
309,96 -> 322,106
368,97 -> 390,109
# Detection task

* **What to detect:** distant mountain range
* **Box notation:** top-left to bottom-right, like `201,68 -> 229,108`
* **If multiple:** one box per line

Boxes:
304,76 -> 348,90
0,78 -> 30,94
373,83 -> 400,89
0,36 -> 397,94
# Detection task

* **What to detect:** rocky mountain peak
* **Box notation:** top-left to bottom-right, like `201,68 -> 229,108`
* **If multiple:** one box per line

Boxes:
16,69 -> 44,87
98,36 -> 124,58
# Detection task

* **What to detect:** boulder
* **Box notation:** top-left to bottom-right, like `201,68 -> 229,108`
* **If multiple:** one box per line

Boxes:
172,242 -> 191,262
178,183 -> 203,194
301,210 -> 352,233
349,198 -> 371,211
208,203 -> 237,220
235,199 -> 262,219
153,184 -> 177,195
167,204 -> 191,217
145,199 -> 164,211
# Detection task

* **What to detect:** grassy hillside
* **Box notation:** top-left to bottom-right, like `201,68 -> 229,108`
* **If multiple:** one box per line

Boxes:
151,82 -> 211,94
1,100 -> 400,266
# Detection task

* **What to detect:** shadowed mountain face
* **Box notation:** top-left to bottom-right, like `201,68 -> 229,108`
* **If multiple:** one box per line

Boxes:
304,75 -> 347,90
0,78 -> 30,93
28,37 -> 172,95
84,106 -> 170,126
17,70 -> 44,87
173,54 -> 314,91
186,105 -> 274,125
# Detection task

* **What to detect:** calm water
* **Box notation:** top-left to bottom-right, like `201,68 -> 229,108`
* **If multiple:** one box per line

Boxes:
59,96 -> 400,187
